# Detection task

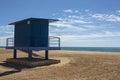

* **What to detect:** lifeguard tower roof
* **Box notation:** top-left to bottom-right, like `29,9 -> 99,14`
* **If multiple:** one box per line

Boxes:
9,18 -> 59,25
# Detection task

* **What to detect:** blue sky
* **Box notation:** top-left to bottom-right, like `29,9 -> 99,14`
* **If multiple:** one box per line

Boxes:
0,0 -> 120,47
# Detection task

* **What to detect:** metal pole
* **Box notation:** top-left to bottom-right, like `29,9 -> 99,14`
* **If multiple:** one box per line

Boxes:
28,49 -> 32,61
58,38 -> 60,48
6,38 -> 8,47
45,50 -> 48,60
13,49 -> 17,59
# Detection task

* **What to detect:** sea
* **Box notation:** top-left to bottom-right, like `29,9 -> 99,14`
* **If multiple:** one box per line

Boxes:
0,46 -> 120,52
61,47 -> 120,52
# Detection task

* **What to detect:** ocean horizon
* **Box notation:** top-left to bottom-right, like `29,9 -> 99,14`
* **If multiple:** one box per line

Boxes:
61,47 -> 120,52
1,46 -> 120,52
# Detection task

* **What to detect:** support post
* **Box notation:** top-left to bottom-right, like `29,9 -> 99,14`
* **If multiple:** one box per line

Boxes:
58,38 -> 60,48
28,50 -> 32,61
45,50 -> 48,60
13,49 -> 17,59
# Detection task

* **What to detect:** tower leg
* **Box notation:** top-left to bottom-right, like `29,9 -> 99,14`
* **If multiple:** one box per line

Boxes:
13,49 -> 17,59
28,50 -> 32,61
45,50 -> 48,60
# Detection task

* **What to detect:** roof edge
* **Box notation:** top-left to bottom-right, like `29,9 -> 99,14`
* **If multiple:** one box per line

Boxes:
9,18 -> 59,25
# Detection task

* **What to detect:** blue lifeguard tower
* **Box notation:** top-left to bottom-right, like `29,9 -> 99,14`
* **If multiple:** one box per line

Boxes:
6,18 -> 60,61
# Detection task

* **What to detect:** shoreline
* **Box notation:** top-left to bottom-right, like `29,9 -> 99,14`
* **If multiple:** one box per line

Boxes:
61,50 -> 120,54
1,48 -> 120,54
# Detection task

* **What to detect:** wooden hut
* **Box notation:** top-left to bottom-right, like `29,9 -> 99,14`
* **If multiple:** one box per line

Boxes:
6,18 -> 60,61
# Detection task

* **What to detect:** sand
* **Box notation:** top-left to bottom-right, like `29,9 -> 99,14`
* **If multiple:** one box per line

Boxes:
0,49 -> 120,80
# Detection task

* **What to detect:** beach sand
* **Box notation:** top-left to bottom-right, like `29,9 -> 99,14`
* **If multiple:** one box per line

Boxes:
0,49 -> 120,80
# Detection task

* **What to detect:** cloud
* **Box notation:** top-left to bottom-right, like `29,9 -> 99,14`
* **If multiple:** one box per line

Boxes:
60,31 -> 120,41
68,15 -> 80,18
70,19 -> 90,24
0,25 -> 14,45
74,10 -> 79,13
85,9 -> 90,12
51,9 -> 120,39
0,35 -> 14,46
0,35 -> 13,39
0,25 -> 14,33
58,31 -> 120,47
50,11 -> 92,34
1,9 -> 120,47
50,22 -> 86,31
91,13 -> 120,22
63,9 -> 79,13
116,10 -> 120,13
63,9 -> 73,13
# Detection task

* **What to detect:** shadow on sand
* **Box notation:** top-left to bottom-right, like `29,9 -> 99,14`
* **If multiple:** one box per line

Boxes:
0,58 -> 60,77
0,61 -> 29,77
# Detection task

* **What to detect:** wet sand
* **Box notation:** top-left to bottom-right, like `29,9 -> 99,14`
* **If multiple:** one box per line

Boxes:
0,49 -> 120,80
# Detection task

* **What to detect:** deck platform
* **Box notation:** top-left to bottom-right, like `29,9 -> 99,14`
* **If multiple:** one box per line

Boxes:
6,58 -> 60,68
6,47 -> 60,50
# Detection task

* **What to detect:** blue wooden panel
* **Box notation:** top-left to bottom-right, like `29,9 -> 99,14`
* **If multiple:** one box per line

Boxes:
31,20 -> 48,47
15,22 -> 31,47
14,19 -> 49,47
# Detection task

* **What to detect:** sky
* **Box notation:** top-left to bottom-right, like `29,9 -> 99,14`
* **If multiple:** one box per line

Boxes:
0,0 -> 120,47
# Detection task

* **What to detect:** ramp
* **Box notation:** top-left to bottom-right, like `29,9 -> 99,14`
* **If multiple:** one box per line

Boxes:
20,50 -> 45,59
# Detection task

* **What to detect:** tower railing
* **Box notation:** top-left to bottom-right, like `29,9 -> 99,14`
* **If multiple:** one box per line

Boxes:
6,36 -> 60,48
6,38 -> 14,47
49,36 -> 60,47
